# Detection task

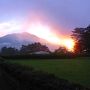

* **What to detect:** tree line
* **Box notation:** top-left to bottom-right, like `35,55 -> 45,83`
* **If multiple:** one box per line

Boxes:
0,42 -> 74,59
72,25 -> 90,56
0,42 -> 50,56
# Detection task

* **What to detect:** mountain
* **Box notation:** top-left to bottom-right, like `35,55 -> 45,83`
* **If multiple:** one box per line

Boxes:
0,32 -> 46,48
0,32 -> 59,51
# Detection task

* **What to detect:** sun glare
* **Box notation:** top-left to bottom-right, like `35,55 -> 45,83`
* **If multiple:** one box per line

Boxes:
27,22 -> 75,51
27,22 -> 61,44
0,19 -> 75,52
62,39 -> 75,51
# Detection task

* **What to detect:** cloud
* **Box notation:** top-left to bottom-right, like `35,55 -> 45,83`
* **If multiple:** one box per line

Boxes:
0,21 -> 22,37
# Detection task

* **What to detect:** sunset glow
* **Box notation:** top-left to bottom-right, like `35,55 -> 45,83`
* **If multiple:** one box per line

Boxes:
27,22 -> 61,44
62,39 -> 75,51
27,22 -> 75,51
0,21 -> 75,51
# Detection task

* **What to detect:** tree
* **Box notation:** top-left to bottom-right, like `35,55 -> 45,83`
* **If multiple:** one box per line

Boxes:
54,46 -> 68,55
54,46 -> 74,58
72,25 -> 90,55
20,42 -> 50,55
0,47 -> 18,56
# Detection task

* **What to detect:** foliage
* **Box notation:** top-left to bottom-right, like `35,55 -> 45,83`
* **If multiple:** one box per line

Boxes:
72,25 -> 90,55
20,42 -> 50,55
0,47 -> 18,56
0,42 -> 50,56
0,42 -> 75,58
54,46 -> 69,55
53,46 -> 74,58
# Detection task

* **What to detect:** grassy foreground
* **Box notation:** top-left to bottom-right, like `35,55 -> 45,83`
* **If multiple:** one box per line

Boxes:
9,57 -> 90,88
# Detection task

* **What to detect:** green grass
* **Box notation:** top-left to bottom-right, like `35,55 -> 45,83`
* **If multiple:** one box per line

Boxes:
9,57 -> 90,88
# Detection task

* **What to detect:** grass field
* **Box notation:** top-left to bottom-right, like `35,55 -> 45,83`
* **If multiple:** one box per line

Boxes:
9,57 -> 90,88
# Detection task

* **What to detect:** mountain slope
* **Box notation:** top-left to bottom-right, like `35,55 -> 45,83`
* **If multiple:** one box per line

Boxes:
0,32 -> 59,50
0,32 -> 47,48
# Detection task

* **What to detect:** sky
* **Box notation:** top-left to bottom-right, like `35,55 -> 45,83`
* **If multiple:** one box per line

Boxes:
0,0 -> 90,37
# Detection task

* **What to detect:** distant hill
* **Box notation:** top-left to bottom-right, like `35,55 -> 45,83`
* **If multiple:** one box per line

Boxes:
0,32 -> 46,49
0,32 -> 59,51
